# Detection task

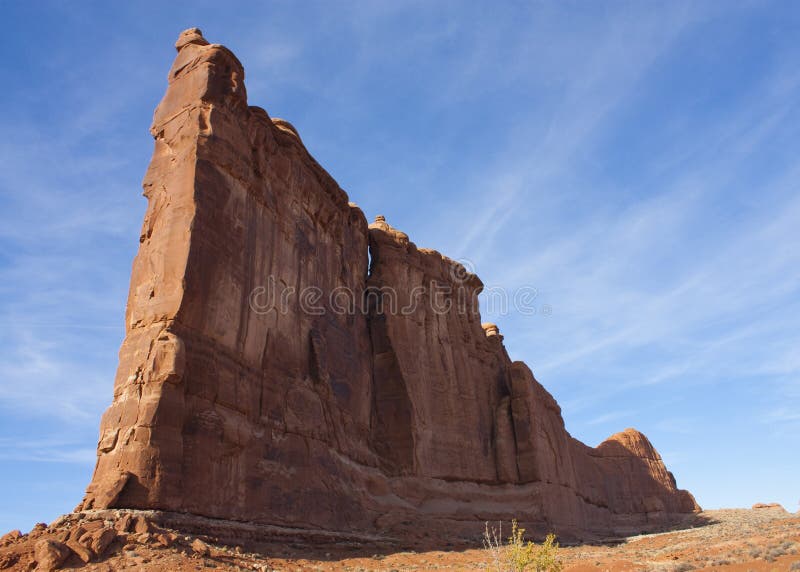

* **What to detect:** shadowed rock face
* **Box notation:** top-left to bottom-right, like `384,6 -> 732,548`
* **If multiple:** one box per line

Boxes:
80,28 -> 698,540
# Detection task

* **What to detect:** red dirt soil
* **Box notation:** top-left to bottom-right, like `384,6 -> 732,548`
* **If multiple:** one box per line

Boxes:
1,506 -> 797,571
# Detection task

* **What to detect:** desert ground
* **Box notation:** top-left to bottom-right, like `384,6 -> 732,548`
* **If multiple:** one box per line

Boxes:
1,505 -> 798,571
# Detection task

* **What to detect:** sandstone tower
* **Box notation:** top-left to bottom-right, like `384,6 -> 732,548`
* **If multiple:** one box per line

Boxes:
81,29 -> 698,540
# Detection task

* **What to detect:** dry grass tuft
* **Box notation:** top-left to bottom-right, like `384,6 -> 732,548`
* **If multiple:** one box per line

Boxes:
483,520 -> 563,572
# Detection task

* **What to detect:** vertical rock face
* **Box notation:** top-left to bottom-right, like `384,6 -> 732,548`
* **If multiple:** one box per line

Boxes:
367,218 -> 508,482
82,29 -> 698,539
83,28 -> 376,529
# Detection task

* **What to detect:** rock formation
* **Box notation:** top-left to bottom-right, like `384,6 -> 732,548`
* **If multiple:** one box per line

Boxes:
80,28 -> 698,541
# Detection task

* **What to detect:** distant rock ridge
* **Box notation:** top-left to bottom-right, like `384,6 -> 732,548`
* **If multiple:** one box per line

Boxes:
79,28 -> 699,540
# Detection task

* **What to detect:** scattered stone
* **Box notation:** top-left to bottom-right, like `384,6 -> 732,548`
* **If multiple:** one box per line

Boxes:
29,524 -> 47,539
133,516 -> 151,534
135,532 -> 152,544
115,513 -> 133,533
752,502 -> 785,510
65,539 -> 93,563
67,525 -> 87,543
155,532 -> 177,548
53,530 -> 69,544
0,530 -> 21,546
33,538 -> 71,571
192,538 -> 210,556
81,520 -> 105,534
0,553 -> 19,569
86,527 -> 117,557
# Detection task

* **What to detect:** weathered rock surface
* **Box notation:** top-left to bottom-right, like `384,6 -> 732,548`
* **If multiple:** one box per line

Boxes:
33,539 -> 70,571
80,28 -> 698,540
752,502 -> 787,511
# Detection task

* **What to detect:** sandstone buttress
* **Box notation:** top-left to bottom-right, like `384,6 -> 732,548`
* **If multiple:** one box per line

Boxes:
80,28 -> 699,541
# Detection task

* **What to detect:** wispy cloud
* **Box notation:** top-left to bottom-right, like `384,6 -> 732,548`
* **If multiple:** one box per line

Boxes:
462,52 -> 800,394
442,3 -> 716,262
0,329 -> 115,421
583,410 -> 634,426
0,437 -> 96,464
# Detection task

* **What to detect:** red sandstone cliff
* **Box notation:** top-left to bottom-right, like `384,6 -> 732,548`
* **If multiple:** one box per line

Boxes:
80,28 -> 698,540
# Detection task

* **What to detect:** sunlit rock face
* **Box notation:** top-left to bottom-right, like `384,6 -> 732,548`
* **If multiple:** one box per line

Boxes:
80,28 -> 699,541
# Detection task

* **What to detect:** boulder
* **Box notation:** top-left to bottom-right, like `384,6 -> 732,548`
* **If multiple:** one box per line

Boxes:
86,528 -> 116,557
752,502 -> 786,511
191,538 -> 210,556
65,540 -> 93,564
114,514 -> 133,533
33,538 -> 70,571
0,530 -> 21,546
132,516 -> 151,534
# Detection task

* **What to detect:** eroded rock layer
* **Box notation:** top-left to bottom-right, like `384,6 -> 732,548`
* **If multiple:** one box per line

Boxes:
82,28 -> 698,540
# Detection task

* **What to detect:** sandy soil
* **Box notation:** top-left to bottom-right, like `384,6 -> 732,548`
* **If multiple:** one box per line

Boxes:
1,507 -> 798,571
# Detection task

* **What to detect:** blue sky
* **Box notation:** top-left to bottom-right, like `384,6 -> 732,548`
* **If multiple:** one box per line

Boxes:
1,1 -> 799,532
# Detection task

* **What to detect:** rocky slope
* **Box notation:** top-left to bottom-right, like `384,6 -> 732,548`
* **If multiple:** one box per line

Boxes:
2,507 -> 797,571
76,27 -> 698,543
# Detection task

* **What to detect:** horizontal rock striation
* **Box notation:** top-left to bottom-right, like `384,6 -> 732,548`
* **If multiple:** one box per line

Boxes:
81,28 -> 698,540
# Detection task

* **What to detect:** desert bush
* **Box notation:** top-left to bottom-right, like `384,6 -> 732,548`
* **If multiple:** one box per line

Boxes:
766,545 -> 787,559
789,561 -> 800,571
778,540 -> 799,555
483,520 -> 563,572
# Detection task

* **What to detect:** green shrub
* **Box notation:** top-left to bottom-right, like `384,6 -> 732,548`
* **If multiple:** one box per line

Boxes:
483,519 -> 563,572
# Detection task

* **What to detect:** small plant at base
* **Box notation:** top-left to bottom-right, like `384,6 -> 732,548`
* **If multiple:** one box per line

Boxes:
483,519 -> 563,572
